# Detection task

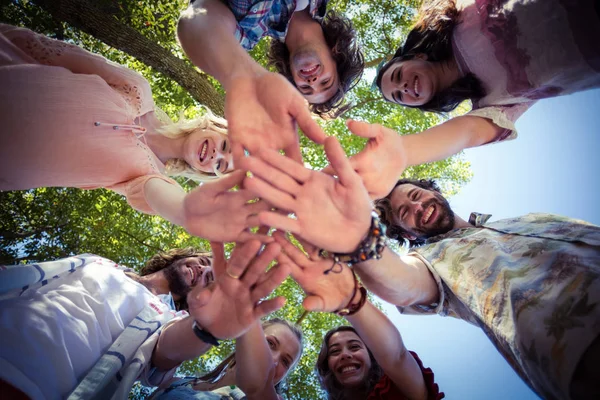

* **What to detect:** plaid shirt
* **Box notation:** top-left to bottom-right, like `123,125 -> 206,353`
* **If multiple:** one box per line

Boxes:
227,0 -> 328,50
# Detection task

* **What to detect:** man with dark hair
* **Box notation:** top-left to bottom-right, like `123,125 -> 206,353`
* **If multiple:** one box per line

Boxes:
177,0 -> 362,168
0,241 -> 288,399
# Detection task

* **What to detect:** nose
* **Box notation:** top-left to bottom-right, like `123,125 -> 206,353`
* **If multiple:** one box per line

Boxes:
305,75 -> 317,83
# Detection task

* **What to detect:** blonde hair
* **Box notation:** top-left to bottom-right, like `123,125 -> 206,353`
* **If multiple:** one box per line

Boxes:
154,107 -> 230,182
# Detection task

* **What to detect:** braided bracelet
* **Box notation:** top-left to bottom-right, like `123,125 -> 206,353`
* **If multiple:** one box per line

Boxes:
334,272 -> 368,317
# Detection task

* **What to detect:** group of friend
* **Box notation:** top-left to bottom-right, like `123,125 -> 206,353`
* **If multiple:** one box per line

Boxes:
1,0 -> 599,399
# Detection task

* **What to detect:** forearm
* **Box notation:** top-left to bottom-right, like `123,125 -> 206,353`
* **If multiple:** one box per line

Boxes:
346,302 -> 427,400
144,178 -> 186,226
152,316 -> 212,371
402,115 -> 502,167
177,0 -> 264,87
353,248 -> 438,307
235,322 -> 277,398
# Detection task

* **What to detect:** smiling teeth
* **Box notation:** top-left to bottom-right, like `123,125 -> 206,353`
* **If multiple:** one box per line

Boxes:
414,77 -> 419,96
342,366 -> 358,373
423,206 -> 434,224
200,142 -> 207,160
190,267 -> 195,284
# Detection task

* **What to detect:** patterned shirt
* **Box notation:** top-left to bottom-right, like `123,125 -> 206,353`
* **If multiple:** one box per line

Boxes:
452,0 -> 600,142
400,213 -> 600,400
227,0 -> 328,50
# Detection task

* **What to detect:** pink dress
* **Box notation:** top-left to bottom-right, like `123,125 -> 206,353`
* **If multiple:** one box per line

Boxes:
453,0 -> 600,142
0,24 -> 177,213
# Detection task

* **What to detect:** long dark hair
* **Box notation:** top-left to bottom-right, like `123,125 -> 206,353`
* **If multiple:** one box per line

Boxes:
196,318 -> 304,393
268,10 -> 364,119
316,326 -> 383,400
376,0 -> 484,112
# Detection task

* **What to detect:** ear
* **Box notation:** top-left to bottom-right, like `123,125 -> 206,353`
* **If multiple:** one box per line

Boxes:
414,53 -> 428,61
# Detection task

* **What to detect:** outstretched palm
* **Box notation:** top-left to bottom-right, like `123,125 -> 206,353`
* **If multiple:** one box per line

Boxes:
187,240 -> 289,340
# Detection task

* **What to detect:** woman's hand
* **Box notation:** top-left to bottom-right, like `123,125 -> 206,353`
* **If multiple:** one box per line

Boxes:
324,120 -> 407,200
241,136 -> 372,253
187,239 -> 289,340
274,232 -> 355,313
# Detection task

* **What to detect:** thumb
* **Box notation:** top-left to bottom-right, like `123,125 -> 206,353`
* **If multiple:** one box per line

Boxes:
302,295 -> 325,312
188,284 -> 214,309
346,119 -> 382,139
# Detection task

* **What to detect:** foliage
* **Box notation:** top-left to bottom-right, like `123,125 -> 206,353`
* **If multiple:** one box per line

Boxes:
0,0 -> 472,398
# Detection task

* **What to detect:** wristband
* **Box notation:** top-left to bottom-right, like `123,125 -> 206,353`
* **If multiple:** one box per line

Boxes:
334,272 -> 368,316
192,321 -> 220,346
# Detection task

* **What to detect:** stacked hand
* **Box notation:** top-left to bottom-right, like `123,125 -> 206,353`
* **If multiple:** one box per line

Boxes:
183,170 -> 272,243
225,71 -> 327,165
187,238 -> 289,340
324,120 -> 407,200
240,136 -> 372,253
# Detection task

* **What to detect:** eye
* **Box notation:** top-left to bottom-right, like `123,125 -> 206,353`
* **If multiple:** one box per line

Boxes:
267,339 -> 275,349
215,160 -> 222,171
221,140 -> 227,152
321,78 -> 330,85
282,358 -> 290,368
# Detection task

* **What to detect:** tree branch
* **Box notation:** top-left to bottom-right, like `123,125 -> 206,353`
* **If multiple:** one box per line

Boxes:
117,229 -> 164,252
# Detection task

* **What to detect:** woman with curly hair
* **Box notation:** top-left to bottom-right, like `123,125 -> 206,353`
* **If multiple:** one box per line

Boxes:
0,24 -> 263,242
340,0 -> 600,199
151,318 -> 303,400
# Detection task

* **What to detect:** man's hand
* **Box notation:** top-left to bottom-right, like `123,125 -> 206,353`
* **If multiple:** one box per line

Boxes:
323,120 -> 407,200
187,240 -> 289,340
226,72 -> 327,165
241,136 -> 372,253
182,170 -> 271,242
274,232 -> 355,312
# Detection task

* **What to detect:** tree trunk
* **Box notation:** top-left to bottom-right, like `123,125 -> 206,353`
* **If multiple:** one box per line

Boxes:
33,0 -> 225,115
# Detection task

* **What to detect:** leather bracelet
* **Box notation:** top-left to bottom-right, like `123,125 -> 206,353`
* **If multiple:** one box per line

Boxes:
334,272 -> 368,317
192,321 -> 220,346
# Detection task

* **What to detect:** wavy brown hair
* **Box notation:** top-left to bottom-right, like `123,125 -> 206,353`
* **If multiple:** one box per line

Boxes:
316,326 -> 383,400
376,0 -> 484,112
141,247 -> 211,310
374,178 -> 442,248
268,10 -> 364,119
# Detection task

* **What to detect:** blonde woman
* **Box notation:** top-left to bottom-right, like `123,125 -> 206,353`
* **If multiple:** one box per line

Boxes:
0,24 -> 263,242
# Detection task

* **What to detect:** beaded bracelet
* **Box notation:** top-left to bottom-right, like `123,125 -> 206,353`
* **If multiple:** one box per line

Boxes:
324,211 -> 387,266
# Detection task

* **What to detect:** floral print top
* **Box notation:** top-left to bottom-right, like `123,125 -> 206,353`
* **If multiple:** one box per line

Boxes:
453,0 -> 600,142
401,212 -> 600,400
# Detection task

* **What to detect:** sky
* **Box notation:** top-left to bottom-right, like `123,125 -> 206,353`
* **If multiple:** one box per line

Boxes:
379,88 -> 600,399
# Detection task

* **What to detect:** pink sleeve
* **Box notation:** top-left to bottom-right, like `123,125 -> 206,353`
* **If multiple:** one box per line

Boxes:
0,23 -> 154,115
467,101 -> 535,143
107,174 -> 180,215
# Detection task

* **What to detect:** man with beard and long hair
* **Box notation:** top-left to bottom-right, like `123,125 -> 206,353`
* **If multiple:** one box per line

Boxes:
0,241 -> 289,400
237,140 -> 600,400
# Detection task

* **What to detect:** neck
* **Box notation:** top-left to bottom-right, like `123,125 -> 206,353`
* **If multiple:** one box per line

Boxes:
342,387 -> 369,400
285,9 -> 324,51
433,58 -> 462,92
126,271 -> 171,297
139,112 -> 185,163
453,214 -> 472,229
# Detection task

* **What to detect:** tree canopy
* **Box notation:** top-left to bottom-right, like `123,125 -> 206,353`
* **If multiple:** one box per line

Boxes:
0,0 -> 472,398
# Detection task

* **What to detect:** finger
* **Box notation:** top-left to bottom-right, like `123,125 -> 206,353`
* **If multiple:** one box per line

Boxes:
303,295 -> 325,312
289,97 -> 327,144
227,240 -> 263,279
240,242 -> 281,286
346,119 -> 381,139
254,297 -> 287,319
209,242 -> 226,276
244,200 -> 273,215
324,136 -> 360,188
242,155 -> 302,194
251,262 -> 290,302
244,176 -> 295,211
293,234 -> 319,258
236,230 -> 274,244
258,212 -> 301,235
232,142 -> 247,166
283,141 -> 304,164
272,231 -> 309,268
321,165 -> 335,176
203,169 -> 246,195
260,148 -> 312,183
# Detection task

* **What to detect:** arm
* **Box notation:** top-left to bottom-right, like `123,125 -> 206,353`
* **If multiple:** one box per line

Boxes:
235,322 -> 279,400
346,301 -> 428,400
151,316 -> 212,371
353,248 -> 439,308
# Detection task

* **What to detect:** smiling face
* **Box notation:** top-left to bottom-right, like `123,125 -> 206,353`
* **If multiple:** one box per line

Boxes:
183,128 -> 233,176
326,330 -> 371,388
380,56 -> 438,106
163,255 -> 214,300
389,183 -> 455,240
290,45 -> 339,105
264,323 -> 302,384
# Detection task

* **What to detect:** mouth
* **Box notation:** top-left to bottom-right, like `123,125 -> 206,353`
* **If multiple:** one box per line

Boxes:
422,204 -> 437,225
337,363 -> 361,376
298,64 -> 320,78
198,139 -> 209,163
413,75 -> 420,98
188,265 -> 214,287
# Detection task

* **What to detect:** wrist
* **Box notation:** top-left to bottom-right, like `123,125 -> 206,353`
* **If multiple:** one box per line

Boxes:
192,320 -> 220,346
331,211 -> 387,266
221,60 -> 264,90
